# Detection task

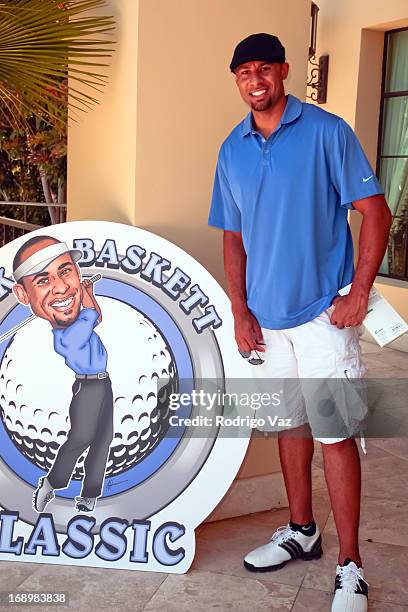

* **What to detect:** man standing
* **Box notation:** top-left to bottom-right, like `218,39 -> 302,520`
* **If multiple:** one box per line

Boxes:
12,235 -> 113,514
208,33 -> 392,612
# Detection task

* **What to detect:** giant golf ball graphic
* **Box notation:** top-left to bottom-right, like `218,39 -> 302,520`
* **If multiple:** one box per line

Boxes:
0,297 -> 178,479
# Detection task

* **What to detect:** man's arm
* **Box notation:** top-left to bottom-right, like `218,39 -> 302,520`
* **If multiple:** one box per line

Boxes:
330,194 -> 392,329
224,230 -> 265,351
81,280 -> 102,323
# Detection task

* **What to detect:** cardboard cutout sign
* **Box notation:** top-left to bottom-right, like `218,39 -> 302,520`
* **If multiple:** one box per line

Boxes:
0,221 -> 251,573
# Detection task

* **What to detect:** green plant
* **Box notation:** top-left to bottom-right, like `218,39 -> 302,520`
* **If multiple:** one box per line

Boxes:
0,115 -> 67,222
0,0 -> 115,129
0,0 -> 115,224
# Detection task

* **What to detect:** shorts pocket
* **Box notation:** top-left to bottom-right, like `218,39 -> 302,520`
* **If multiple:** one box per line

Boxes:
340,328 -> 367,379
336,347 -> 366,379
333,348 -> 368,435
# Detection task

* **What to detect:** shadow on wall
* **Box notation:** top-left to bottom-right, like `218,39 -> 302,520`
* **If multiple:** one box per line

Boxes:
140,223 -> 226,289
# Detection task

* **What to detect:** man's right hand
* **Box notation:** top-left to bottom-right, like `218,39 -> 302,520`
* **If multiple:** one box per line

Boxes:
233,308 -> 265,352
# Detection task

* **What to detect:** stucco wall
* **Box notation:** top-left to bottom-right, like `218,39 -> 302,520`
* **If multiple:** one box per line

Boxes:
68,0 -> 139,225
134,0 -> 310,286
68,0 -> 311,490
315,0 -> 408,322
134,0 -> 310,488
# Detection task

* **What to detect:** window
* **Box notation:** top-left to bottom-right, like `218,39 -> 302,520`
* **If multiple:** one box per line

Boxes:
377,27 -> 408,280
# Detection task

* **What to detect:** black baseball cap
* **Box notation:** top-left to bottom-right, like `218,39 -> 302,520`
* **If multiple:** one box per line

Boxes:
230,33 -> 286,72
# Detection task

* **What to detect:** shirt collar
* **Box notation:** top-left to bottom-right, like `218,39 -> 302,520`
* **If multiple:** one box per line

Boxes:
241,94 -> 303,137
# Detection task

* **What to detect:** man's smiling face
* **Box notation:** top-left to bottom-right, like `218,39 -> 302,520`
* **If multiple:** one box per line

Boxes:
234,60 -> 289,112
13,238 -> 82,328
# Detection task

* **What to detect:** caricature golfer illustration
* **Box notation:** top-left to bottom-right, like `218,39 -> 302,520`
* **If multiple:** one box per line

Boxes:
12,235 -> 113,513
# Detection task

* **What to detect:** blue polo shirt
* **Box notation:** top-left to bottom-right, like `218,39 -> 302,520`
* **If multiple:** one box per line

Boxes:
208,94 -> 384,329
53,308 -> 108,375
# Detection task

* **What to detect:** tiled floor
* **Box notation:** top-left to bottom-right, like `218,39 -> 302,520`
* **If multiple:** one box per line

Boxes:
1,341 -> 407,611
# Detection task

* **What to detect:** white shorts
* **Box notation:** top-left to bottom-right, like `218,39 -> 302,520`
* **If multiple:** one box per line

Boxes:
251,307 -> 368,446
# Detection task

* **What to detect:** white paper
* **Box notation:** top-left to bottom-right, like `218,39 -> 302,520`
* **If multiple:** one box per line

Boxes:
338,283 -> 408,347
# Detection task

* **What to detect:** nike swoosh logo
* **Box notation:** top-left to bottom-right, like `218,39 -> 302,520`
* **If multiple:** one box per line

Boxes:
363,175 -> 373,182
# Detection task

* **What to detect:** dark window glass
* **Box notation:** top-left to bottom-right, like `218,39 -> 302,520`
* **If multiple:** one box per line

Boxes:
377,28 -> 408,280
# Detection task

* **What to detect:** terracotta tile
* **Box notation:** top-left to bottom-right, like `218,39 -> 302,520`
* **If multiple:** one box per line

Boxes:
0,560 -> 40,590
302,534 -> 408,606
311,444 -> 324,469
193,513 -> 311,587
292,587 -> 408,612
16,563 -> 167,612
246,489 -> 331,534
371,349 -> 408,370
362,471 -> 408,502
143,570 -> 299,612
370,437 -> 408,460
364,364 -> 406,378
369,600 -> 408,611
312,466 -> 327,491
291,587 -> 333,611
359,441 -> 393,461
324,496 -> 408,547
360,454 -> 408,482
365,380 -> 408,437
360,341 -> 382,355
312,489 -> 332,531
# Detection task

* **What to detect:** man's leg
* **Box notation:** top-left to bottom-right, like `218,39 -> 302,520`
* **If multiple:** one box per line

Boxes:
278,423 -> 315,525
244,419 -> 323,571
251,327 -> 316,526
292,310 -> 365,564
321,438 -> 361,565
81,379 -> 114,499
243,329 -> 323,572
291,309 -> 368,610
47,380 -> 100,490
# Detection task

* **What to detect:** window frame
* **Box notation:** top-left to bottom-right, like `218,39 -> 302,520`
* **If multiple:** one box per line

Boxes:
376,26 -> 408,281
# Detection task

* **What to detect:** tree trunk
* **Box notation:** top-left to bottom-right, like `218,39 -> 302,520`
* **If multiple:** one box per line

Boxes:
57,178 -> 66,224
39,166 -> 58,225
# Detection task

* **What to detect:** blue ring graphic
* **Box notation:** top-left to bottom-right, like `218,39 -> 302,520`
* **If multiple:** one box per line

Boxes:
0,278 -> 194,498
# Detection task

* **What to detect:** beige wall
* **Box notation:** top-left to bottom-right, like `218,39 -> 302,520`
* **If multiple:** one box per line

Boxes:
134,0 -> 309,484
69,0 -> 311,285
68,0 -> 311,487
135,0 -> 310,285
237,436 -> 281,478
315,0 -> 408,321
67,1 -> 407,496
68,0 -> 139,225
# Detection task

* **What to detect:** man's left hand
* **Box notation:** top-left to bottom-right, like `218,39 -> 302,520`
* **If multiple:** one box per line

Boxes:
81,279 -> 94,297
330,289 -> 369,329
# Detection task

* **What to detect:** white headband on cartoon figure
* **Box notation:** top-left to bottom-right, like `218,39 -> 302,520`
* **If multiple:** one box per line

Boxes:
13,242 -> 82,283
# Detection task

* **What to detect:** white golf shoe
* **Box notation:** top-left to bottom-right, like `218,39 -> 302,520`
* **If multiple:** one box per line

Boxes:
331,559 -> 368,612
244,523 -> 323,572
32,477 -> 54,513
75,496 -> 96,512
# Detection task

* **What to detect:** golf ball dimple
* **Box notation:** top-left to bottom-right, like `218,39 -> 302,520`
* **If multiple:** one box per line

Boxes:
0,297 -> 178,479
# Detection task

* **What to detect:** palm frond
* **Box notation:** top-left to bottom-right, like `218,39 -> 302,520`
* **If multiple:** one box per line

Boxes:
0,0 -> 116,128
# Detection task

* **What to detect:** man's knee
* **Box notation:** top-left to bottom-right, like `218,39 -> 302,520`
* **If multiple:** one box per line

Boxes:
278,421 -> 313,439
63,429 -> 93,453
319,436 -> 357,450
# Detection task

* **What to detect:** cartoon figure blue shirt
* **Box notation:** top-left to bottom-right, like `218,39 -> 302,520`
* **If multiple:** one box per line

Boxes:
52,307 -> 108,375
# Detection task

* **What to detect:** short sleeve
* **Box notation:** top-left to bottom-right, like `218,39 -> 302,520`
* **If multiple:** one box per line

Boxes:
59,308 -> 99,348
329,119 -> 384,209
208,148 -> 241,232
